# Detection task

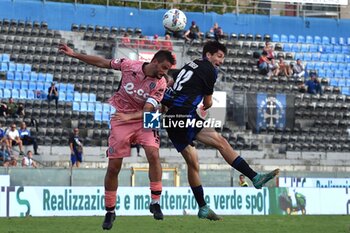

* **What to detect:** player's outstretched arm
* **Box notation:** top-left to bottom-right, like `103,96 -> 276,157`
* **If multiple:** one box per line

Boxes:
112,103 -> 155,122
58,43 -> 111,69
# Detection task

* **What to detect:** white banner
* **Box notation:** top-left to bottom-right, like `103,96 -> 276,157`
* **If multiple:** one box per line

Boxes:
0,186 -> 268,217
278,177 -> 350,188
268,0 -> 348,5
0,175 -> 10,187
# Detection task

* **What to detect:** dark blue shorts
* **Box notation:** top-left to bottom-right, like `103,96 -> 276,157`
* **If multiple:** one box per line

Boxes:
71,150 -> 82,165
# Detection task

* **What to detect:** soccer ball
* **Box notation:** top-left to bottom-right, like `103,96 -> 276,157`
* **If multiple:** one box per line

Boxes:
162,9 -> 187,32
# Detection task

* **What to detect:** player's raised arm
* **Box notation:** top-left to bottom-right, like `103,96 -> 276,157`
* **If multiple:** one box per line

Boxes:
58,43 -> 111,69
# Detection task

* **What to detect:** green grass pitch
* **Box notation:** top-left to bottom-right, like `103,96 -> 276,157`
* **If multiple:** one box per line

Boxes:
1,215 -> 349,233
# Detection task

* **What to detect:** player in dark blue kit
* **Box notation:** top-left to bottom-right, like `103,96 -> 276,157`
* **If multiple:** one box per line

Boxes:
162,41 -> 279,220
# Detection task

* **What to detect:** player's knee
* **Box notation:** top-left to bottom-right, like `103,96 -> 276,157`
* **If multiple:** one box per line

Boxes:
212,134 -> 228,151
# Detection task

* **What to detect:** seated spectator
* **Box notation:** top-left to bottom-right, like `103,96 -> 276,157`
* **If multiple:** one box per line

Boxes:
121,32 -> 132,48
135,34 -> 148,49
69,128 -> 83,168
164,29 -> 184,40
276,58 -> 292,77
0,102 -> 7,117
184,21 -> 200,42
6,98 -> 24,118
22,150 -> 37,168
292,59 -> 305,80
47,82 -> 59,109
0,145 -> 17,167
258,51 -> 272,75
18,122 -> 39,155
6,123 -> 24,155
210,22 -> 223,41
263,41 -> 275,60
305,73 -> 322,95
151,34 -> 161,50
161,34 -> 173,51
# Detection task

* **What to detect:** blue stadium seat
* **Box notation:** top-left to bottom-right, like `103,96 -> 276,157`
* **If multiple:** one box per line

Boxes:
66,91 -> 74,101
341,87 -> 350,95
28,82 -> 36,90
289,34 -> 296,43
333,45 -> 341,54
88,102 -> 95,111
297,35 -> 305,43
74,92 -> 81,102
73,102 -> 79,111
0,80 -> 5,89
300,44 -> 309,52
291,44 -> 300,52
317,45 -> 324,53
311,53 -> 320,61
314,36 -> 321,44
330,63 -> 338,70
283,43 -> 292,52
95,102 -> 102,112
330,37 -> 337,45
336,54 -> 345,63
46,74 -> 53,83
306,62 -> 315,70
14,71 -> 22,80
36,82 -> 44,91
338,79 -> 346,87
80,102 -> 88,111
13,80 -> 21,89
309,44 -> 318,53
345,55 -> 350,63
338,63 -> 346,71
320,54 -> 328,62
58,83 -> 67,92
102,103 -> 110,113
317,69 -> 326,77
102,112 -> 110,121
294,53 -> 303,60
322,36 -> 330,45
323,62 -> 331,70
272,34 -> 279,42
3,89 -> 11,98
347,37 -> 350,45
89,93 -> 96,102
22,72 -> 30,81
30,72 -> 38,81
81,93 -> 89,102
8,62 -> 15,72
94,112 -> 102,121
306,35 -> 313,44
338,37 -> 345,45
11,89 -> 19,99
303,53 -> 311,61
59,92 -> 66,101
27,90 -> 35,99
44,82 -> 51,91
5,80 -> 12,89
2,54 -> 10,62
343,70 -> 350,79
326,69 -> 334,78
280,34 -> 288,43
24,64 -> 31,72
16,63 -> 24,72
66,84 -> 74,92
334,70 -> 343,78
341,46 -> 349,54
38,73 -> 46,82
19,89 -> 26,99
325,45 -> 333,53
0,62 -> 8,71
329,78 -> 338,86
110,106 -> 116,114
6,71 -> 14,80
328,54 -> 336,62
0,89 -> 3,98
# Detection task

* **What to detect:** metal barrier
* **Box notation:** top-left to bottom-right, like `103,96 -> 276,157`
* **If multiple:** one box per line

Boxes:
130,167 -> 180,187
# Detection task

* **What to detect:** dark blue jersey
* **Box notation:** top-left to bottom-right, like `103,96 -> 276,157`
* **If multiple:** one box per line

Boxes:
162,59 -> 217,110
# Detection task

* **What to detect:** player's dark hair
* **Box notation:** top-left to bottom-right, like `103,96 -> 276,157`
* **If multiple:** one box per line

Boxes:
202,40 -> 227,58
152,50 -> 176,65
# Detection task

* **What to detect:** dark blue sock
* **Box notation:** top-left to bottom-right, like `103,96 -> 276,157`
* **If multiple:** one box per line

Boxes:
231,156 -> 257,180
191,185 -> 206,208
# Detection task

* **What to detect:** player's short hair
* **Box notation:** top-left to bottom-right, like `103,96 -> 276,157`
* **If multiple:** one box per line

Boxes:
152,50 -> 176,65
202,40 -> 227,57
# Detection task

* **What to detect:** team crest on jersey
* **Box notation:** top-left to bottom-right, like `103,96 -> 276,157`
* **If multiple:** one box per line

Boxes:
149,82 -> 156,90
108,147 -> 114,155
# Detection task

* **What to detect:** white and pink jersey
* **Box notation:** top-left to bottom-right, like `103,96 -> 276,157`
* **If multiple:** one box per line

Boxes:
108,58 -> 167,114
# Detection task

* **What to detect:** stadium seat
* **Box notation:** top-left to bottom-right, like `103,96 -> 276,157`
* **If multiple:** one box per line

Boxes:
289,34 -> 296,43
322,36 -> 330,44
95,102 -> 102,112
3,89 -> 11,98
94,112 -> 102,121
73,102 -> 79,111
272,34 -> 279,42
80,102 -> 88,111
81,93 -> 89,102
314,36 -> 321,44
11,89 -> 19,99
306,35 -> 313,44
280,34 -> 288,43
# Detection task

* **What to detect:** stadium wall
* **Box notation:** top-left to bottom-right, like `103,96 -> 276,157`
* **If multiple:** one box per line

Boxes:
1,0 -> 350,38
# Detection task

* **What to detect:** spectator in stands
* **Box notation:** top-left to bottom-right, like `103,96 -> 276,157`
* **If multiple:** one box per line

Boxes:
21,150 -> 37,168
6,98 -> 24,118
305,73 -> 322,95
0,123 -> 8,146
136,34 -> 148,49
0,102 -> 7,117
151,34 -> 161,50
0,144 -> 17,167
210,22 -> 223,41
6,123 -> 24,155
184,21 -> 200,42
18,122 -> 39,155
258,51 -> 272,76
276,57 -> 292,77
165,28 -> 184,40
69,127 -> 83,168
161,34 -> 173,51
292,59 -> 305,80
238,174 -> 249,187
263,41 -> 278,74
121,32 -> 131,48
47,82 -> 59,109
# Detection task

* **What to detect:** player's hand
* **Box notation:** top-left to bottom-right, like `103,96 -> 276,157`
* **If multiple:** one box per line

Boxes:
58,43 -> 74,57
112,112 -> 131,122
